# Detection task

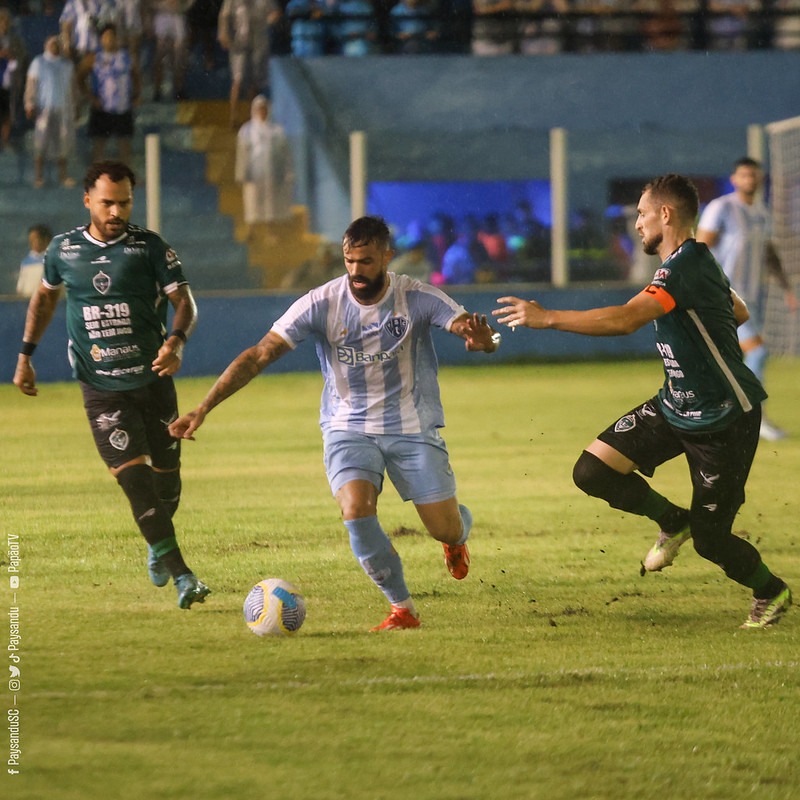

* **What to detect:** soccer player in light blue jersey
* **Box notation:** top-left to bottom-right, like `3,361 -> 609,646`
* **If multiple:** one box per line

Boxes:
697,157 -> 799,441
494,174 -> 791,629
171,216 -> 501,631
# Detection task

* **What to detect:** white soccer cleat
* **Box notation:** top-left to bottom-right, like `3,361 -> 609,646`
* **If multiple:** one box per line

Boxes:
642,527 -> 692,573
759,419 -> 788,442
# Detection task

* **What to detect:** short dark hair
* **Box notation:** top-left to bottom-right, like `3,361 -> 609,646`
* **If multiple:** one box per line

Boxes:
29,223 -> 53,241
342,216 -> 392,252
734,156 -> 761,170
643,174 -> 699,223
84,161 -> 136,193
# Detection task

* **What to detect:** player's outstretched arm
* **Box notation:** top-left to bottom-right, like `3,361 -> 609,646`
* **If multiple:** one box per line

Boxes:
13,283 -> 61,397
450,312 -> 500,353
169,330 -> 291,440
493,291 -> 664,336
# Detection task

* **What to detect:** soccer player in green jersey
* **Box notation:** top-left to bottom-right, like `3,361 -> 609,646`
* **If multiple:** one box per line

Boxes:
493,174 -> 791,629
13,160 -> 210,610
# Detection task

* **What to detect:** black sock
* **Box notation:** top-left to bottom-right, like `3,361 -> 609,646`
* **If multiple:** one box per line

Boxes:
116,464 -> 190,578
656,506 -> 690,535
153,469 -> 181,518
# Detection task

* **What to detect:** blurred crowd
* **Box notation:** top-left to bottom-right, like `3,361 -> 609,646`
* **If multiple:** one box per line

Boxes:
281,201 -> 639,289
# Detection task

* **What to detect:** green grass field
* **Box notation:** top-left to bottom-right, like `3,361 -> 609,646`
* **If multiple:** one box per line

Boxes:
2,360 -> 798,800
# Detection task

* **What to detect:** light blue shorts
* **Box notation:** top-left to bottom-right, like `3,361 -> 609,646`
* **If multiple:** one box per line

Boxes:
322,428 -> 457,504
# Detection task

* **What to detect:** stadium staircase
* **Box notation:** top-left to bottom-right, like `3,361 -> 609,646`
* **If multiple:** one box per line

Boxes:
0,100 -> 257,295
177,99 -> 323,289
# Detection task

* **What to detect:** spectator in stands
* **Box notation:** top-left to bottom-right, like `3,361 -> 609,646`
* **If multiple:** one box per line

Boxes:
330,0 -> 379,55
149,0 -> 194,101
471,0 -> 516,54
706,0 -> 750,50
16,223 -> 52,297
59,0 -> 111,62
772,0 -> 800,50
78,22 -> 139,164
477,212 -> 509,266
637,0 -> 689,52
391,238 -> 435,281
235,94 -> 294,234
285,0 -> 328,56
390,0 -> 441,54
0,8 -> 27,150
115,0 -> 145,71
187,0 -> 223,71
24,34 -> 77,188
280,240 -> 341,288
218,0 -> 283,127
440,220 -> 489,284
427,211 -> 456,266
516,0 -> 567,55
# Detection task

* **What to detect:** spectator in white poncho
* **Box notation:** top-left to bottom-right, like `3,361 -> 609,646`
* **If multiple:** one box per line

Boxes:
235,95 -> 294,232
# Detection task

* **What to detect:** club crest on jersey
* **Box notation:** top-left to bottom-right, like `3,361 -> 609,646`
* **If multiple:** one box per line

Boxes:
93,270 -> 111,295
384,316 -> 409,340
109,428 -> 130,451
614,414 -> 636,433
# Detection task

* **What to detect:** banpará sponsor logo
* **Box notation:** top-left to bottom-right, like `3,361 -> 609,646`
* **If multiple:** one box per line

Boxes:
336,345 -> 402,366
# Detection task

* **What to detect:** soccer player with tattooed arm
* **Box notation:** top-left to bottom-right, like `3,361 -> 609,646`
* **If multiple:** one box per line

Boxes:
493,174 -> 791,629
170,215 -> 501,631
13,160 -> 211,610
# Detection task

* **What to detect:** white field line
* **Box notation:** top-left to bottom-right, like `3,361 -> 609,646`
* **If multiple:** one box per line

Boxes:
29,660 -> 800,698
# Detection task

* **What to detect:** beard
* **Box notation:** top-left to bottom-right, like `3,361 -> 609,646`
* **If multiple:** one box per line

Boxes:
641,232 -> 662,256
348,271 -> 386,302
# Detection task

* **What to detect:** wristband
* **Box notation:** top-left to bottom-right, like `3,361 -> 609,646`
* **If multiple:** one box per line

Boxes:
20,341 -> 37,356
170,329 -> 187,343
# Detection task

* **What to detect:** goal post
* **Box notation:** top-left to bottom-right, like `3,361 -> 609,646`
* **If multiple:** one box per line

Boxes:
764,115 -> 800,357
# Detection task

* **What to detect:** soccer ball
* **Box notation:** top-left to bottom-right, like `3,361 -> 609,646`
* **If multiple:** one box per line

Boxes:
243,578 -> 306,637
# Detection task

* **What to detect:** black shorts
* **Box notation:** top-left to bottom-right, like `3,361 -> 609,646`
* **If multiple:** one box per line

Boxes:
88,108 -> 134,139
597,397 -> 761,523
80,378 -> 181,470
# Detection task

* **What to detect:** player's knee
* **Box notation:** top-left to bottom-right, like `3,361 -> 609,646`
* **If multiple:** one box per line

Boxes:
573,450 -> 611,497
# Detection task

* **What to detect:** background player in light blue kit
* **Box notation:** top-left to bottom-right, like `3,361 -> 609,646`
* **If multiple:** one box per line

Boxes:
697,157 -> 799,441
170,215 -> 500,631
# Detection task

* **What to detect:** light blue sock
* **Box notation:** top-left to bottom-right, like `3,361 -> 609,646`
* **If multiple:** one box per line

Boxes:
744,344 -> 768,385
344,516 -> 410,605
457,504 -> 473,546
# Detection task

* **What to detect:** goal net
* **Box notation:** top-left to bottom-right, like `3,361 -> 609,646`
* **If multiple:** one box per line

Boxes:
765,115 -> 800,356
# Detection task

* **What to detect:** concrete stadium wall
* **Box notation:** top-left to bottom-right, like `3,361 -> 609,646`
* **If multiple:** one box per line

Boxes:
1,286 -> 654,384
271,52 -> 800,241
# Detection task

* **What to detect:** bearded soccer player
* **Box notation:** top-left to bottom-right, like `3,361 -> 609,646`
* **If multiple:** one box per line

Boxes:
494,174 -> 791,629
14,160 -> 210,609
170,215 -> 500,631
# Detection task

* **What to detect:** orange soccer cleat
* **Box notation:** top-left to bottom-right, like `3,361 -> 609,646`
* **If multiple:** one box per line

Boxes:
370,605 -> 421,632
443,542 -> 470,580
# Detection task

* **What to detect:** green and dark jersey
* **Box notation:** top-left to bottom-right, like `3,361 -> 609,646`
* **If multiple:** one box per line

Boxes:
43,223 -> 188,391
647,239 -> 767,432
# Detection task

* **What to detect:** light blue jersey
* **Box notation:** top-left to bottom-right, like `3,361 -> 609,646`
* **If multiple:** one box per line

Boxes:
698,192 -> 770,309
91,48 -> 134,114
272,273 -> 466,435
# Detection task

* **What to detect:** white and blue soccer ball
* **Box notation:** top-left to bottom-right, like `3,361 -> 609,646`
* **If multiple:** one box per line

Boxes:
243,578 -> 306,637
